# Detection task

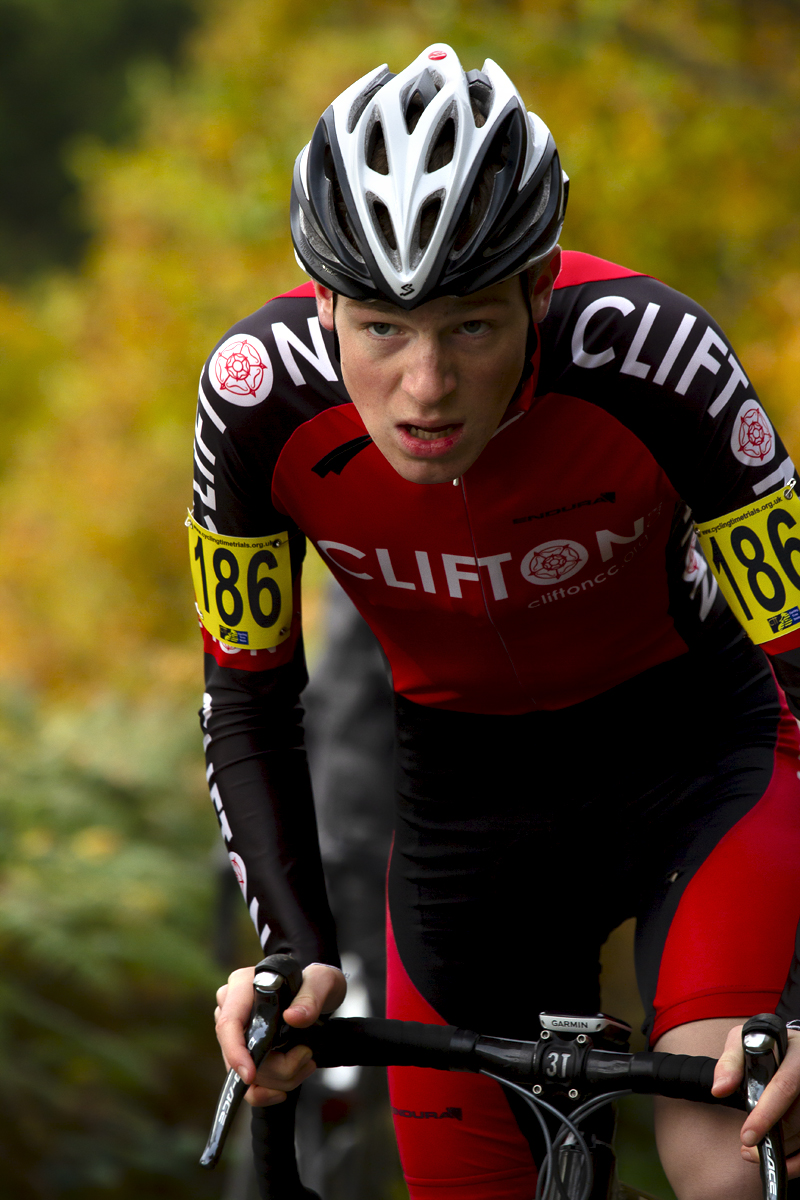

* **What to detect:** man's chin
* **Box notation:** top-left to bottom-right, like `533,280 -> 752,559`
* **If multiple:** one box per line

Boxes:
397,465 -> 457,485
388,454 -> 470,485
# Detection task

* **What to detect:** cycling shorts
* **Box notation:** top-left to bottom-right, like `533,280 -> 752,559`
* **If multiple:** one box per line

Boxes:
385,632 -> 800,1199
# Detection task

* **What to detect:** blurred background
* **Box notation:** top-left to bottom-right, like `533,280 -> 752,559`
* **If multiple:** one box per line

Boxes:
1,0 -> 800,1195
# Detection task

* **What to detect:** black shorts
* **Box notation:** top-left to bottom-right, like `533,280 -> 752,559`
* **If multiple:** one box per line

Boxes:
385,630 -> 800,1199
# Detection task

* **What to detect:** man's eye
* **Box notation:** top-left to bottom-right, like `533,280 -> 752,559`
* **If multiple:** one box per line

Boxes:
368,322 -> 398,337
461,320 -> 489,335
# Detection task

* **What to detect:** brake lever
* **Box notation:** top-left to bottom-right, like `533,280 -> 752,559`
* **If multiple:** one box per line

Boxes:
200,953 -> 303,1169
742,1013 -> 789,1200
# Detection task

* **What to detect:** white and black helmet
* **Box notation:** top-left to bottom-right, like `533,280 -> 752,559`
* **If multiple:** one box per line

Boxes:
291,43 -> 568,309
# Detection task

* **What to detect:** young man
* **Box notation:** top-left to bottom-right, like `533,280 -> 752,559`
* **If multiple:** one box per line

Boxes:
194,45 -> 800,1198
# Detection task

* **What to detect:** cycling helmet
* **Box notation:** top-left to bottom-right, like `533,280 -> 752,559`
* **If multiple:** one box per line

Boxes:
291,43 -> 568,310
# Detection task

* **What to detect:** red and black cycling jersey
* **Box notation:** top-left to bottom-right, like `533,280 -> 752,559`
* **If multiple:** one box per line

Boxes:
191,250 -> 800,965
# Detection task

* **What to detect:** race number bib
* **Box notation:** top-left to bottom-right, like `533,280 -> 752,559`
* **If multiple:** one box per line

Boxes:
695,483 -> 800,644
187,513 -> 292,649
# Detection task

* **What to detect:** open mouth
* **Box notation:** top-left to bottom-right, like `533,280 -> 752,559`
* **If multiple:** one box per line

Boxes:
395,423 -> 465,461
405,424 -> 457,441
397,422 -> 464,458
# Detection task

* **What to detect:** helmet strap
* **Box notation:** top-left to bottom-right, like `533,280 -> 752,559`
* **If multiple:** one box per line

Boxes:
509,271 -> 538,403
331,292 -> 342,364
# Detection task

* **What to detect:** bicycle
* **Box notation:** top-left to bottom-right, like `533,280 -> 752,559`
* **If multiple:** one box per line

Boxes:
200,954 -> 791,1200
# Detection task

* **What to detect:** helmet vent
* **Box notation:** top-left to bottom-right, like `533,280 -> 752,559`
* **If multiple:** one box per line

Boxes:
347,67 -> 394,133
366,120 -> 389,174
370,197 -> 400,266
426,115 -> 455,172
466,71 -> 494,128
402,70 -> 440,134
452,128 -> 511,254
324,144 -> 363,258
487,173 -> 553,257
415,195 -> 443,263
405,89 -> 426,134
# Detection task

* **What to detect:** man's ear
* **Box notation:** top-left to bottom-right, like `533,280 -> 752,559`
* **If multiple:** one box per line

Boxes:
314,283 -> 335,331
528,247 -> 562,323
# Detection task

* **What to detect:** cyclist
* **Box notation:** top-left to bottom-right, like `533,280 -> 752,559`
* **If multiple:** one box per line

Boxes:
195,45 -> 800,1199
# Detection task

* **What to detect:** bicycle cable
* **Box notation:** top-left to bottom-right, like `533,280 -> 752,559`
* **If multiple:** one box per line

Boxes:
548,1090 -> 633,1200
481,1070 -> 594,1200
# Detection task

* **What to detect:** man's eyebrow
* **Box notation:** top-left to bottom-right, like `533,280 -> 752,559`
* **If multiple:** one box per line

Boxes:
349,295 -> 511,315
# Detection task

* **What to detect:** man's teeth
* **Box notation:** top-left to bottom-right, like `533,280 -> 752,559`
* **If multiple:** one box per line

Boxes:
408,425 -> 455,441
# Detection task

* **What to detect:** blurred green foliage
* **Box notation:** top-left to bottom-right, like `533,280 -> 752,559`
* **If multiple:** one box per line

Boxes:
1,0 -> 800,1193
0,691 -> 222,1196
0,0 -> 202,280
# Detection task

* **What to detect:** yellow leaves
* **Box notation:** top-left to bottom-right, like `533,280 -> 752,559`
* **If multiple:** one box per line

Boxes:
20,828 -> 55,859
21,826 -> 124,869
117,882 -> 168,918
71,827 -> 122,860
1,0 -> 800,701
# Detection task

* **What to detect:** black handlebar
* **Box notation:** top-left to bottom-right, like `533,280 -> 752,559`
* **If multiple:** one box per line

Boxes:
290,1016 -> 743,1108
200,957 -> 791,1200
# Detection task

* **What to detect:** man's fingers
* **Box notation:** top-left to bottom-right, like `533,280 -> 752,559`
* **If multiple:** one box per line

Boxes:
711,1023 -> 744,1096
740,1031 -> 800,1150
216,1008 -> 256,1083
245,1085 -> 289,1108
283,963 -> 347,1028
741,1070 -> 800,1143
214,966 -> 257,1082
253,1045 -> 317,1094
742,1146 -> 800,1181
240,1047 -> 319,1107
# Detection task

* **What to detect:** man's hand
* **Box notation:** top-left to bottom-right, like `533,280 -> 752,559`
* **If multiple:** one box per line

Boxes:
712,1023 -> 800,1177
214,962 -> 347,1107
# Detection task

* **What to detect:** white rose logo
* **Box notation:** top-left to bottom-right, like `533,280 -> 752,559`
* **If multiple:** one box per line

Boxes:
210,333 -> 274,406
229,851 -> 248,898
731,399 -> 775,467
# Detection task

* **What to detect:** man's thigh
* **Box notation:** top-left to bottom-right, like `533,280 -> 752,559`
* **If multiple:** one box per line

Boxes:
635,702 -> 800,1044
654,1018 -> 761,1200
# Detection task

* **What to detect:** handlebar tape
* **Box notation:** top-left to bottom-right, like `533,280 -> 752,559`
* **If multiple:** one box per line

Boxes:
615,1051 -> 745,1109
251,1095 -> 321,1200
298,1024 -> 746,1110
297,1017 -> 477,1069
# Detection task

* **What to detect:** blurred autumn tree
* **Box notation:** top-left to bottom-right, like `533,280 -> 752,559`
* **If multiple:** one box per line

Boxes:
2,0 -> 800,1194
3,0 -> 800,703
0,0 -> 202,280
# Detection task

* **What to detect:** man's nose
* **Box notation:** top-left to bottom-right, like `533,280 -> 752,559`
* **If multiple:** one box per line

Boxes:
401,339 -> 456,406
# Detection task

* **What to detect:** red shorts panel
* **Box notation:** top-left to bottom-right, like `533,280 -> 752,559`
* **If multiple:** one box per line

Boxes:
386,911 -> 537,1200
651,707 -> 800,1042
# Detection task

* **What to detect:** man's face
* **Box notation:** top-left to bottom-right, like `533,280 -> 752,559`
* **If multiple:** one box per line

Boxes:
315,251 -> 560,485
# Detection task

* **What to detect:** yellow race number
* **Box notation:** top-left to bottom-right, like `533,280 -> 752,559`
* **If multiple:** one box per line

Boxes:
187,512 -> 292,649
695,483 -> 800,644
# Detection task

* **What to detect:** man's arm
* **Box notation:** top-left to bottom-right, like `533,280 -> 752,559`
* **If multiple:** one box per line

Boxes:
201,644 -> 339,967
191,289 -> 352,1096
191,287 -> 348,965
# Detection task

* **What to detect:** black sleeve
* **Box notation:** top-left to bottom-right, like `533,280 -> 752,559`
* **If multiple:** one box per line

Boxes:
191,292 -> 347,965
202,646 -> 338,966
